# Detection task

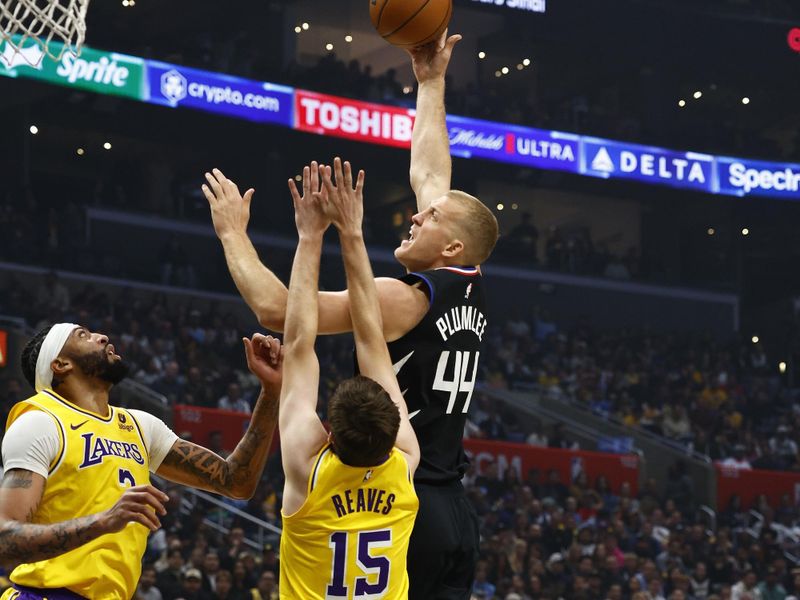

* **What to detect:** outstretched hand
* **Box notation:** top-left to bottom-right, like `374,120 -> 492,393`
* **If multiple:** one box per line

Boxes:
202,168 -> 254,239
407,29 -> 462,84
243,333 -> 283,390
315,157 -> 365,236
287,161 -> 331,237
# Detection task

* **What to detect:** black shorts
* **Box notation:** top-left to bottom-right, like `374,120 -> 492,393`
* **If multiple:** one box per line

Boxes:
407,480 -> 480,600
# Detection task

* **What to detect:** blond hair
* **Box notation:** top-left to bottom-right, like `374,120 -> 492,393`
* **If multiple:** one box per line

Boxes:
446,190 -> 499,265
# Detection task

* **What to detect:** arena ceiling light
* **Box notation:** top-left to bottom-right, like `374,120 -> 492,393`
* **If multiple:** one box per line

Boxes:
302,22 -> 310,31
779,362 -> 787,374
294,26 -> 301,33
345,35 -> 353,43
751,335 -> 759,344
325,43 -> 334,51
741,227 -> 750,236
103,141 -> 112,150
707,227 -> 715,236
76,148 -> 85,156
678,99 -> 686,108
522,58 -> 531,66
478,51 -> 486,59
29,125 -> 38,134
693,91 -> 702,99
741,97 -> 750,105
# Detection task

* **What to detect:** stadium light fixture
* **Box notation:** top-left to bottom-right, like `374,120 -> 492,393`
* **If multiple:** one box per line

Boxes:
779,362 -> 787,374
751,336 -> 759,344
693,91 -> 702,99
742,97 -> 750,105
76,148 -> 85,156
325,43 -> 334,51
29,125 -> 38,134
678,100 -> 686,108
501,67 -> 509,74
523,58 -> 531,66
496,203 -> 505,211
294,26 -> 301,33
741,227 -> 749,236
516,64 -> 524,70
345,35 -> 353,43
302,22 -> 310,30
707,227 -> 715,236
103,142 -> 112,150
495,70 -> 502,77
478,51 -> 486,59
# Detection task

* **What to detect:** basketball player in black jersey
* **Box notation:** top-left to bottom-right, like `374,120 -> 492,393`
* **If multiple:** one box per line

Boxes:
202,31 -> 495,600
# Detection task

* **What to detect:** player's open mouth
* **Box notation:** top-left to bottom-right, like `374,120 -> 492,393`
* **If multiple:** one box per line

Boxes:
106,344 -> 118,357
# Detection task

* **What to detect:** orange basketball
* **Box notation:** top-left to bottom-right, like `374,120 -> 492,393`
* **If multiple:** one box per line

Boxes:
370,0 -> 453,49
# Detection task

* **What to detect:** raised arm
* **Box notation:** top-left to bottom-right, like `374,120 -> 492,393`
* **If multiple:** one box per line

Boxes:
157,334 -> 283,500
204,166 -> 429,338
408,30 -> 462,211
320,159 -> 420,472
279,167 -> 331,510
0,469 -> 167,567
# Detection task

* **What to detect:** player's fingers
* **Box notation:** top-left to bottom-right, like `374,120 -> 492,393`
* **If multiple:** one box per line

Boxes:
288,179 -> 302,206
242,336 -> 254,360
445,34 -> 462,52
343,161 -> 354,190
125,507 -> 161,531
201,184 -> 216,205
205,172 -> 225,197
355,170 -> 365,195
243,189 -> 255,211
127,489 -> 167,515
310,161 -> 319,193
302,166 -> 311,196
142,484 -> 169,503
333,157 -> 344,188
321,166 -> 336,197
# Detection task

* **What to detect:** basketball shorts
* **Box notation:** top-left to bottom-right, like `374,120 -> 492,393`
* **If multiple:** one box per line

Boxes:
407,480 -> 480,600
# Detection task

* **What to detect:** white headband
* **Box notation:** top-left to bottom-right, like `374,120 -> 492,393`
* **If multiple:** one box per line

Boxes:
35,323 -> 79,392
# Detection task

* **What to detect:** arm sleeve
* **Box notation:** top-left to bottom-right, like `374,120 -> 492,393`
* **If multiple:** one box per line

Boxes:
128,409 -> 179,473
1,411 -> 60,479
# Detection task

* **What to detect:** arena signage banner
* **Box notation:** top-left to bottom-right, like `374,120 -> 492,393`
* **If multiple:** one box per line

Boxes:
146,60 -> 294,127
582,138 -> 716,193
715,465 -> 800,511
447,115 -> 580,173
465,0 -> 547,14
0,37 -> 145,100
294,89 -> 415,149
463,438 -> 640,495
1,41 -> 798,201
717,156 -> 800,199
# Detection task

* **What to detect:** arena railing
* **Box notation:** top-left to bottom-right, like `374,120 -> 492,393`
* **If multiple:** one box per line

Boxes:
483,385 -> 717,507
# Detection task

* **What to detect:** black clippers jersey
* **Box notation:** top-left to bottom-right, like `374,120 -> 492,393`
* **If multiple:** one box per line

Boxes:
387,266 -> 487,484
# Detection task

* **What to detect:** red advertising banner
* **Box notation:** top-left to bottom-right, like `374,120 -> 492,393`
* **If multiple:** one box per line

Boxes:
0,330 -> 6,367
173,404 -> 279,454
463,438 -> 640,495
294,89 -> 415,149
715,465 -> 800,510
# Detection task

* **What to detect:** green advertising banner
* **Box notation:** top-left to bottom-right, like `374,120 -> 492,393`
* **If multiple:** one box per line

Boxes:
0,36 -> 146,100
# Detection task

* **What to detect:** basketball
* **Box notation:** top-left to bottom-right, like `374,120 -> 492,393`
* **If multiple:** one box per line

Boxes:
370,0 -> 453,49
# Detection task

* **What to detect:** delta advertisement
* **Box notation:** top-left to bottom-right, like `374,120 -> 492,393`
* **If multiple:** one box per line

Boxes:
1,38 -> 798,200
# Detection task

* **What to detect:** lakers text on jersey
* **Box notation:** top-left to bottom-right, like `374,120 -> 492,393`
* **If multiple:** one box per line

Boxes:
5,390 -> 151,600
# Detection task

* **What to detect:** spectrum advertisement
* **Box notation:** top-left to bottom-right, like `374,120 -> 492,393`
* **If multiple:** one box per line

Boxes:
1,39 -> 798,200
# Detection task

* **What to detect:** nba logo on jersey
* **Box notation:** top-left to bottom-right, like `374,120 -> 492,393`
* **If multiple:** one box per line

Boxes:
465,283 -> 473,299
363,469 -> 374,482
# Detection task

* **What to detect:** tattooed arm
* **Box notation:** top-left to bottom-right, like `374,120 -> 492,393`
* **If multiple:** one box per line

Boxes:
156,335 -> 283,500
0,469 -> 167,566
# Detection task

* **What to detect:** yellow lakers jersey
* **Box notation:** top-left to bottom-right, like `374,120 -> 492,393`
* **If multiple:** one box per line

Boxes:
5,389 -> 152,600
280,445 -> 418,600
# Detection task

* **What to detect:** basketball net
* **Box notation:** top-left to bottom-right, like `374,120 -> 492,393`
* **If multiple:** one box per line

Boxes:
0,0 -> 89,68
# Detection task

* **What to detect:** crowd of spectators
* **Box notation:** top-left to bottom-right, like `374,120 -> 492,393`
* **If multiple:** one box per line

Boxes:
465,463 -> 800,600
475,309 -> 800,473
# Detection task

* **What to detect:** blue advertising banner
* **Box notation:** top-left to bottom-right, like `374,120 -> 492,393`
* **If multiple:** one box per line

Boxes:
145,60 -> 294,127
446,115 -> 580,174
717,156 -> 800,199
581,138 -> 716,194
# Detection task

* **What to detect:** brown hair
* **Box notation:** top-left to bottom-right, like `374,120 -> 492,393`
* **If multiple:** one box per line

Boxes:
328,376 -> 400,467
446,190 -> 499,265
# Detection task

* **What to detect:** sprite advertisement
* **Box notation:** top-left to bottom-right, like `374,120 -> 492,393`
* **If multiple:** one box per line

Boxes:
0,35 -> 146,100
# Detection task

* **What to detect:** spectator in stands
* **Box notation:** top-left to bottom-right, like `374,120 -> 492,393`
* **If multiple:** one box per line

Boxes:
473,560 -> 497,598
732,570 -> 763,600
154,360 -> 187,404
769,426 -> 798,466
249,570 -> 278,600
156,548 -> 185,600
507,212 -> 539,265
720,445 -> 753,470
177,567 -> 211,600
137,565 -> 163,600
758,567 -> 787,600
218,382 -> 251,413
35,270 -> 70,313
691,562 -> 711,600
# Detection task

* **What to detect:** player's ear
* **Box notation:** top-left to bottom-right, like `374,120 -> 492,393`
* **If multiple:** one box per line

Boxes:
327,431 -> 334,446
51,356 -> 73,380
442,238 -> 464,259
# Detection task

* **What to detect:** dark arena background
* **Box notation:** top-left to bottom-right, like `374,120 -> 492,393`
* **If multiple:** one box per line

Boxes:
1,0 -> 800,598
